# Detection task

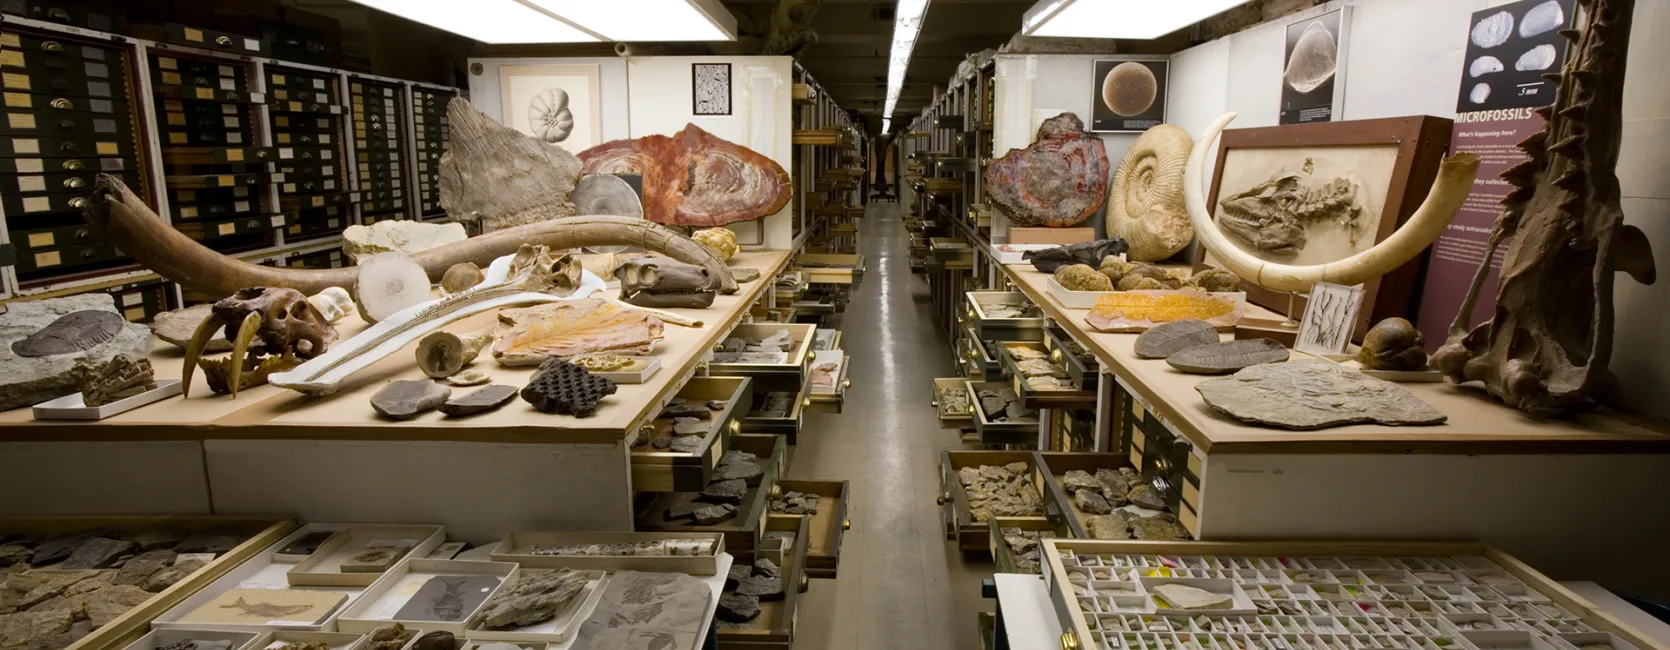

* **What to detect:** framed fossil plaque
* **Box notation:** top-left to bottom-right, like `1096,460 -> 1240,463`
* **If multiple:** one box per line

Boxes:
498,64 -> 602,153
1192,116 -> 1452,338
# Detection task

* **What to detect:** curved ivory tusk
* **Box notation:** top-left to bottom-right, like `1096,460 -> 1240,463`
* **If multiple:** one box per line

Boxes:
1184,113 -> 1481,293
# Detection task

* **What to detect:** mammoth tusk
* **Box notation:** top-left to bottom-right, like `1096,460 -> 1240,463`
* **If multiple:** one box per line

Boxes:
181,313 -> 226,399
226,311 -> 264,399
1183,112 -> 1481,293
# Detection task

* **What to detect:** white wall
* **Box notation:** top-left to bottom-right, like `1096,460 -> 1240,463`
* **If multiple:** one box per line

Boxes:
466,57 -> 630,142
1165,0 -> 1670,419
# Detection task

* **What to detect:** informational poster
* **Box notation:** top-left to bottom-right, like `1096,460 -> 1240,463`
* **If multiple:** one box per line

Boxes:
1090,59 -> 1168,132
1414,0 -> 1576,350
1279,8 -> 1347,124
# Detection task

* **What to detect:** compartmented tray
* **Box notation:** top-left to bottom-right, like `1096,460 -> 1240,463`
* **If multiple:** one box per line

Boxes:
636,434 -> 785,555
965,380 -> 1039,446
336,559 -> 518,635
460,569 -> 607,644
965,291 -> 1046,341
932,377 -> 975,429
715,515 -> 810,650
287,525 -> 446,587
490,532 -> 725,575
155,523 -> 375,632
938,450 -> 1049,551
631,376 -> 753,493
766,479 -> 849,579
1042,541 -> 1669,650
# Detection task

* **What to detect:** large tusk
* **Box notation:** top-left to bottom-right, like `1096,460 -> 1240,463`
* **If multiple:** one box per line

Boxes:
180,313 -> 225,399
226,311 -> 264,399
1184,113 -> 1481,293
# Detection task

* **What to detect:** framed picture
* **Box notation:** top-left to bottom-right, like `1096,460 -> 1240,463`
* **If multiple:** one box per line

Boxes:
1279,7 -> 1350,125
1191,116 -> 1453,339
692,62 -> 732,116
1089,59 -> 1167,132
498,63 -> 602,153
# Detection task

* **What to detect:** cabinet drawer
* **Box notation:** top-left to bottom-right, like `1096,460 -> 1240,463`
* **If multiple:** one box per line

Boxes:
15,238 -> 123,274
0,155 -> 127,175
160,127 -> 248,146
172,197 -> 257,221
164,172 -> 260,190
631,376 -> 754,493
967,380 -> 1039,445
1001,342 -> 1096,410
10,219 -> 99,251
1,48 -> 125,83
284,205 -> 349,241
267,69 -> 336,94
277,191 -> 347,213
0,188 -> 88,214
161,146 -> 278,166
1047,323 -> 1099,390
740,376 -> 810,442
2,68 -> 121,100
140,23 -> 266,55
0,5 -> 125,33
795,253 -> 864,286
711,323 -> 817,384
270,113 -> 338,133
0,108 -> 129,137
284,246 -> 344,269
715,514 -> 807,650
275,176 -> 339,195
767,479 -> 848,579
105,280 -> 173,323
635,432 -> 785,556
1034,452 -> 1152,539
933,376 -> 974,429
939,450 -> 1047,551
988,516 -> 1068,575
966,291 -> 1045,341
0,134 -> 130,158
153,83 -> 260,104
1,31 -> 122,65
2,168 -> 132,196
271,130 -> 334,147
175,214 -> 286,241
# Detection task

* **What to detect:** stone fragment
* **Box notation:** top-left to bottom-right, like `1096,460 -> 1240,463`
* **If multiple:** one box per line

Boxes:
152,304 -> 228,352
60,538 -> 134,570
724,564 -> 752,591
660,403 -> 711,419
1129,514 -> 1190,541
477,568 -> 590,629
711,451 -> 763,485
144,559 -> 207,592
174,531 -> 241,554
444,370 -> 492,387
689,504 -> 738,526
0,545 -> 29,567
29,533 -> 96,567
113,550 -> 177,589
0,608 -> 74,649
1095,469 -> 1131,504
520,359 -> 618,418
1074,490 -> 1113,515
699,479 -> 747,505
1357,317 -> 1428,371
986,113 -> 1109,228
672,417 -> 707,436
366,624 -> 413,650
14,571 -> 101,609
668,436 -> 705,454
133,531 -> 184,552
664,502 -> 701,522
1061,470 -> 1103,495
569,571 -> 710,650
439,385 -> 518,418
770,491 -> 819,515
1086,513 -> 1132,540
1197,360 -> 1447,429
343,220 -> 468,263
0,295 -> 152,411
80,584 -> 152,626
716,592 -> 760,623
1134,320 -> 1220,359
705,400 -> 727,411
731,268 -> 762,283
957,464 -> 1044,520
371,380 -> 451,420
753,558 -> 780,579
735,575 -> 783,601
1055,264 -> 1115,292
1127,484 -> 1167,511
1153,583 -> 1232,610
410,631 -> 455,650
651,437 -> 673,450
1166,338 -> 1290,375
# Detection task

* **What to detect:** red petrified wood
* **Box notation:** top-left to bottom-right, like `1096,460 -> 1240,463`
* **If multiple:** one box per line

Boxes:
579,124 -> 793,227
986,113 -> 1110,228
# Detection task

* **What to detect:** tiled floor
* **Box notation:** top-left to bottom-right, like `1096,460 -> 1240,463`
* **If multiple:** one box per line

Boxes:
787,202 -> 994,650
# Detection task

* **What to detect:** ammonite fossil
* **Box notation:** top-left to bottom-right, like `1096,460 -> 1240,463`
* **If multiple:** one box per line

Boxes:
1107,124 -> 1194,261
529,88 -> 575,143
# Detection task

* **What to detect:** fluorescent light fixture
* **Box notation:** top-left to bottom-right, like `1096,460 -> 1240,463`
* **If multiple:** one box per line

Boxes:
882,117 -> 892,133
345,0 -> 598,43
1023,0 -> 1249,39
525,0 -> 738,41
882,0 -> 930,129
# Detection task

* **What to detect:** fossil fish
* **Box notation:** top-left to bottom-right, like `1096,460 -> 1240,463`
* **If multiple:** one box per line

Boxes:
222,597 -> 314,618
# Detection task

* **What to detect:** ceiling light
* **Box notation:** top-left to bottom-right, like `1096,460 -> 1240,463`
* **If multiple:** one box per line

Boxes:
525,0 -> 737,41
1023,0 -> 1249,39
345,0 -> 598,43
882,117 -> 892,133
882,0 -> 930,128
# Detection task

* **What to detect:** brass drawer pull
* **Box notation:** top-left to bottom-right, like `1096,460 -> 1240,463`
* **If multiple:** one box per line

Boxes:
62,177 -> 84,189
50,97 -> 73,109
215,36 -> 232,48
41,40 -> 64,52
936,493 -> 950,506
62,159 -> 83,170
68,197 -> 86,209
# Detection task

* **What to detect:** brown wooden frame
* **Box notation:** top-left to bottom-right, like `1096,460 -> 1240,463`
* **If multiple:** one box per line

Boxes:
1192,116 -> 1453,339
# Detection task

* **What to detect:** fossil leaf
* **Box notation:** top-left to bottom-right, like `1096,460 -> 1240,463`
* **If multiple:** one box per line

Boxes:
1133,320 -> 1221,359
492,299 -> 665,367
1166,338 -> 1291,375
12,310 -> 124,357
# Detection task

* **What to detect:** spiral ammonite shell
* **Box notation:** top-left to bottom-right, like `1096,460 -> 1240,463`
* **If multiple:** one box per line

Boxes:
1102,62 -> 1157,118
1107,124 -> 1194,262
529,88 -> 575,143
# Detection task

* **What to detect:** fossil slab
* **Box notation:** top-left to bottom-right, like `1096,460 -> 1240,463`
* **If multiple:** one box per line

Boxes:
13,311 -> 125,358
440,385 -> 519,418
153,304 -> 228,352
717,592 -> 760,623
986,113 -> 1109,228
395,575 -> 501,622
712,450 -> 763,485
1198,360 -> 1447,430
520,358 -> 618,417
476,568 -> 589,629
492,299 -> 664,367
700,479 -> 747,505
343,221 -> 468,263
439,98 -> 580,231
1134,320 -> 1220,359
579,124 -> 792,227
1085,291 -> 1244,333
0,294 -> 152,411
1166,338 -> 1290,375
569,571 -> 710,650
371,380 -> 451,420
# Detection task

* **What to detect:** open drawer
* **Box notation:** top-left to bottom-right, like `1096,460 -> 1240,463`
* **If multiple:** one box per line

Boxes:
1047,322 -> 1099,390
1033,452 -> 1166,539
631,376 -> 754,493
1000,341 -> 1097,411
796,253 -> 865,286
711,323 -> 818,391
938,450 -> 1049,551
635,434 -> 785,555
962,323 -> 1003,378
716,515 -> 810,650
965,291 -> 1045,341
767,479 -> 849,579
805,350 -> 850,415
741,373 -> 812,442
933,377 -> 974,429
988,516 -> 1070,575
966,380 -> 1040,446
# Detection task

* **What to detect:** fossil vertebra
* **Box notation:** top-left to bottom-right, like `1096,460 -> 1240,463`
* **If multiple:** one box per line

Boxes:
1108,124 -> 1194,261
12,311 -> 124,357
1433,0 -> 1656,415
73,354 -> 156,406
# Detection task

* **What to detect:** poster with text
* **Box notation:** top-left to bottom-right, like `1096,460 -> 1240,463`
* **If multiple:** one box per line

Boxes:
1414,0 -> 1575,350
1280,8 -> 1346,124
1090,59 -> 1167,132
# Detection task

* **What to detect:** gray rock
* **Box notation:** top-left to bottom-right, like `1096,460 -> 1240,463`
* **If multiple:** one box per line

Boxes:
700,479 -> 747,505
1127,483 -> 1167,511
712,453 -> 763,485
1073,490 -> 1113,515
30,531 -> 97,566
672,417 -> 707,436
0,295 -> 151,412
735,574 -> 783,601
660,403 -> 710,419
570,571 -> 710,650
371,380 -> 451,420
0,544 -> 30,567
112,549 -> 177,589
439,385 -> 518,417
725,563 -> 752,590
151,304 -> 228,352
174,530 -> 241,554
690,503 -> 737,526
651,437 -> 673,450
731,267 -> 762,284
1197,360 -> 1447,429
664,502 -> 701,521
705,400 -> 727,411
132,530 -> 184,551
1166,338 -> 1290,375
1085,513 -> 1131,540
753,558 -> 780,579
1094,469 -> 1131,505
1061,470 -> 1103,495
716,592 -> 760,622
668,435 -> 705,454
1129,514 -> 1190,541
1133,320 -> 1219,359
477,568 -> 590,629
145,558 -> 207,591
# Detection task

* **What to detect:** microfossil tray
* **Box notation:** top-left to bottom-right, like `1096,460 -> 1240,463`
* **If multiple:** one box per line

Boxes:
571,354 -> 661,384
32,379 -> 183,420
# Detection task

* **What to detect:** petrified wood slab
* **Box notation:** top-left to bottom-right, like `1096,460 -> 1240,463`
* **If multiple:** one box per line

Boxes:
578,124 -> 792,227
1133,320 -> 1220,359
1197,360 -> 1447,430
438,97 -> 581,231
986,113 -> 1109,228
1166,338 -> 1290,375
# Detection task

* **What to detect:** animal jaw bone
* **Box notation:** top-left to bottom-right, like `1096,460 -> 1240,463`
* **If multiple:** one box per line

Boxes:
182,287 -> 337,399
268,246 -> 606,394
1183,113 -> 1481,293
1432,0 -> 1655,414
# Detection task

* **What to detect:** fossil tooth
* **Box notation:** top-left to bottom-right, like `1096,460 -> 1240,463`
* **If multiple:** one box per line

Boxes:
1520,0 -> 1566,38
227,311 -> 264,399
1469,56 -> 1504,78
181,310 -> 225,399
1471,11 -> 1514,48
1515,44 -> 1558,71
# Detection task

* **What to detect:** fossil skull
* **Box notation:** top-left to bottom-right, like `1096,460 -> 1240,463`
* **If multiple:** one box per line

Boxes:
614,256 -> 719,309
182,287 -> 338,398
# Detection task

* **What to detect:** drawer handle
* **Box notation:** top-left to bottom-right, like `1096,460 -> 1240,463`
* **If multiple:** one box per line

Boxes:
769,485 -> 782,499
69,197 -> 85,209
62,159 -> 83,170
936,493 -> 950,506
1061,632 -> 1081,650
215,36 -> 232,47
56,119 -> 73,129
62,177 -> 84,189
728,420 -> 740,434
798,574 -> 810,593
48,79 -> 69,91
226,91 -> 240,101
80,248 -> 95,259
802,397 -> 812,408
842,519 -> 852,531
50,97 -> 73,109
47,8 -> 68,22
41,40 -> 64,53
59,141 -> 79,152
256,149 -> 269,159
75,228 -> 89,240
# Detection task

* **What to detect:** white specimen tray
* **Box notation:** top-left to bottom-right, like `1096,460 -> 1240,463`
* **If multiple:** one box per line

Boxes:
336,559 -> 518,635
462,570 -> 607,644
573,355 -> 661,384
288,525 -> 447,588
994,244 -> 1060,265
121,628 -> 266,650
259,631 -> 369,650
33,379 -> 182,420
153,523 -> 375,632
1047,277 -> 1247,311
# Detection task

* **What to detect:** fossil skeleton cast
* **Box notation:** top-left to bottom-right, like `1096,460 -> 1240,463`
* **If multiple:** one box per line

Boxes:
269,245 -> 605,395
182,287 -> 338,398
1433,0 -> 1656,415
81,175 -> 737,296
1183,114 -> 1481,293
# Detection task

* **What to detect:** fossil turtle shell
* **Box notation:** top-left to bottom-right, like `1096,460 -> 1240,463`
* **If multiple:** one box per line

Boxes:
12,310 -> 125,357
1166,338 -> 1290,375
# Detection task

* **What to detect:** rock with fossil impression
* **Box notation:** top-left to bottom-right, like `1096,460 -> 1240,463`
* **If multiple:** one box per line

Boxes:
440,97 -> 580,231
0,294 -> 152,411
1166,338 -> 1290,375
569,571 -> 710,650
570,173 -> 643,219
986,113 -> 1109,228
1198,359 -> 1446,429
1217,168 -> 1364,259
1133,320 -> 1221,359
492,299 -> 664,366
476,568 -> 590,629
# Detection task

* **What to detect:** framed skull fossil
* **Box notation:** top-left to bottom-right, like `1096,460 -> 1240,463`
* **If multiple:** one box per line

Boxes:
498,64 -> 602,153
1191,116 -> 1454,338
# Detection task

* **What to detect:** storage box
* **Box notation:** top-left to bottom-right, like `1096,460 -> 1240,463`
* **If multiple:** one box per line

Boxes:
1009,227 -> 1093,245
460,570 -> 607,644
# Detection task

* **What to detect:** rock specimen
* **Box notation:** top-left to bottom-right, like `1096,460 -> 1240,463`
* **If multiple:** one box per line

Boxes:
530,539 -> 712,557
661,401 -> 711,419
1073,490 -> 1113,515
770,491 -> 819,515
1188,267 -> 1242,292
1055,264 -> 1115,291
416,327 -> 494,378
987,113 -> 1109,228
672,418 -> 706,436
1085,512 -> 1132,540
441,263 -> 484,294
113,550 -> 177,587
614,256 -> 719,309
521,359 -> 618,417
1108,124 -> 1195,261
579,124 -> 793,227
1153,583 -> 1232,610
1134,320 -> 1220,359
717,592 -> 760,623
1358,317 -> 1427,371
734,574 -> 782,601
60,538 -> 134,569
492,300 -> 665,366
1283,21 -> 1339,94
445,370 -> 491,387
1166,338 -> 1290,375
700,479 -> 748,505
692,227 -> 739,262
1061,470 -> 1104,495
957,464 -> 1044,521
936,385 -> 971,416
1102,62 -> 1157,117
569,571 -> 711,650
366,624 -> 413,650
999,528 -> 1046,573
343,221 -> 468,263
440,385 -> 518,417
975,386 -> 1035,422
477,568 -> 590,629
1085,291 -> 1244,333
571,173 -> 644,219
712,450 -> 764,485
72,354 -> 157,407
1197,360 -> 1447,429
1024,239 -> 1130,274
370,380 -> 451,420
0,294 -> 152,411
152,304 -> 228,352
439,97 -> 581,231
410,631 -> 455,650
1127,484 -> 1167,511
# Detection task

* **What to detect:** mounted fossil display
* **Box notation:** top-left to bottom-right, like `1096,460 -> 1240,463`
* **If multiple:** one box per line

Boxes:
1108,124 -> 1195,261
578,123 -> 793,227
615,256 -> 720,309
986,113 -> 1109,228
492,299 -> 665,366
182,287 -> 339,398
1217,166 -> 1365,259
1434,0 -> 1655,415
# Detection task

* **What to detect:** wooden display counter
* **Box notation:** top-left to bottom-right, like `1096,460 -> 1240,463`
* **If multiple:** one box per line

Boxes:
998,263 -> 1670,598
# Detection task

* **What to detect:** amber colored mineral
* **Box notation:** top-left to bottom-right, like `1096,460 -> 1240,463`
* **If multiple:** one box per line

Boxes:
1358,317 -> 1428,371
578,124 -> 793,227
1085,292 -> 1243,333
986,113 -> 1109,228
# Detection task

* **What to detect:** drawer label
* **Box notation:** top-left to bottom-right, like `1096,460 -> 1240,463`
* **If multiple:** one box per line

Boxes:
225,149 -> 244,162
12,138 -> 37,154
124,307 -> 144,321
95,142 -> 117,155
218,222 -> 235,236
34,250 -> 60,267
2,72 -> 28,90
3,92 -> 29,107
121,292 -> 141,307
27,232 -> 53,247
0,34 -> 18,48
180,206 -> 198,218
158,57 -> 177,70
161,71 -> 181,86
16,175 -> 44,193
0,51 -> 21,67
272,74 -> 286,85
183,28 -> 204,43
21,196 -> 49,212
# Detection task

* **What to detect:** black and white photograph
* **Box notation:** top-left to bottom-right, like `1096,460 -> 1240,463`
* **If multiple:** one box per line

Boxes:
1280,8 -> 1345,124
1456,0 -> 1576,112
692,62 -> 732,116
1090,59 -> 1168,132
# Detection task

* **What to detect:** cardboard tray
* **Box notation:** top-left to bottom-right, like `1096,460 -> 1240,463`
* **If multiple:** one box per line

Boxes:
460,569 -> 607,644
154,523 -> 383,633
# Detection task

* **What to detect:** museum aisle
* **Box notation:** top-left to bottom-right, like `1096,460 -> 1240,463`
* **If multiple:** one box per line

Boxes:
787,202 -> 991,650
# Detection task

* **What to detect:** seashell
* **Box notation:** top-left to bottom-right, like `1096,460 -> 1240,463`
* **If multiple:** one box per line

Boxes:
1519,0 -> 1565,38
1283,21 -> 1338,94
1108,124 -> 1195,261
1470,83 -> 1492,105
1515,44 -> 1557,71
1101,61 -> 1157,118
1469,56 -> 1504,78
1471,11 -> 1514,49
528,88 -> 575,143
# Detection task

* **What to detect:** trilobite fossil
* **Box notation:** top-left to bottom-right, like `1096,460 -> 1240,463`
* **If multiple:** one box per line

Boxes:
11,310 -> 125,357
